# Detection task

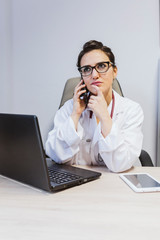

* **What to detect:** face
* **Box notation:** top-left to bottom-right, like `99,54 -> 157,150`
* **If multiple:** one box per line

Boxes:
80,50 -> 117,100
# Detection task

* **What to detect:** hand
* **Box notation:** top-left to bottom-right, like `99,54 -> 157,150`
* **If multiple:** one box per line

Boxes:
71,80 -> 86,130
88,85 -> 112,137
88,85 -> 108,120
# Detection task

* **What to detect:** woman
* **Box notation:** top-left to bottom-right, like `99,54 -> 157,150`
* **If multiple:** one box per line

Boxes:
45,40 -> 144,172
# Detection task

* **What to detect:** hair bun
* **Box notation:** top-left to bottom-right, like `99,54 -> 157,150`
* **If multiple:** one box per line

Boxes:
83,40 -> 103,50
77,40 -> 116,68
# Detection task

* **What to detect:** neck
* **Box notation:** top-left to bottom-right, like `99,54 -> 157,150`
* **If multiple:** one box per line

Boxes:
105,89 -> 113,106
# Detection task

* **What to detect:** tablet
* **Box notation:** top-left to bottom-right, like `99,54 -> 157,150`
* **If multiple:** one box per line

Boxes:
119,173 -> 160,192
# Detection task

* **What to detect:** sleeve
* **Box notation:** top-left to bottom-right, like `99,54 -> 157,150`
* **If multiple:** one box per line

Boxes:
92,100 -> 144,173
45,100 -> 83,164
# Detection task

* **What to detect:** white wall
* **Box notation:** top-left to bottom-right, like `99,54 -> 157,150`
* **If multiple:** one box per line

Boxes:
158,60 -> 160,165
0,0 -> 12,111
0,0 -> 159,165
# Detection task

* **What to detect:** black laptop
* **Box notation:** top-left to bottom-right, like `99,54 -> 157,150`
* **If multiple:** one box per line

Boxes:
0,113 -> 101,192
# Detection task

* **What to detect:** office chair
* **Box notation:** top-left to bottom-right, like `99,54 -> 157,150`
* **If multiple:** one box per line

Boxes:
59,77 -> 153,167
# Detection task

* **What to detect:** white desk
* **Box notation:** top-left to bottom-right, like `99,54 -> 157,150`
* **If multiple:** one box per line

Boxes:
1,166 -> 160,240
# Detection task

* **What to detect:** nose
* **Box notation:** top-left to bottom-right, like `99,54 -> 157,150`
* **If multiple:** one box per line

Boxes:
91,68 -> 99,79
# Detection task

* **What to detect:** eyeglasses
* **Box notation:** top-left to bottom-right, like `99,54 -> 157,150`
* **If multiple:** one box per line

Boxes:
78,61 -> 114,77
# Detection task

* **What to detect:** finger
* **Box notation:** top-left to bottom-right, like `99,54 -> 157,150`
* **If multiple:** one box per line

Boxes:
88,97 -> 97,105
94,85 -> 102,96
89,95 -> 97,101
75,80 -> 84,89
74,83 -> 86,95
79,79 -> 83,85
78,83 -> 86,90
90,85 -> 98,95
77,89 -> 86,98
91,85 -> 102,96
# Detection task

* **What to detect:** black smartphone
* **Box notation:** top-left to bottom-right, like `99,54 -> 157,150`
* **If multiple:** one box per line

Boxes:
80,80 -> 90,105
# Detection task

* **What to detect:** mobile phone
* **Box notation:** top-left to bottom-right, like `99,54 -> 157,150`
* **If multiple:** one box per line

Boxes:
80,80 -> 90,105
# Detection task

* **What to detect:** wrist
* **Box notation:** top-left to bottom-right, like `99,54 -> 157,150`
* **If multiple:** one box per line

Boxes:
101,117 -> 112,138
71,112 -> 81,131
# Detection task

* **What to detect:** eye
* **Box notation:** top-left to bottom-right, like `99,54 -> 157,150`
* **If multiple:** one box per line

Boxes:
97,62 -> 107,70
83,66 -> 91,73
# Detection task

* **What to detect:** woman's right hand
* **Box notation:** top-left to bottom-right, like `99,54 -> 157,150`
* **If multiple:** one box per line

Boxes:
71,80 -> 86,130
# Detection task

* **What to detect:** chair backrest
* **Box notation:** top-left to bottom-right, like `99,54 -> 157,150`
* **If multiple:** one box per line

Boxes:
58,77 -> 153,166
59,77 -> 123,108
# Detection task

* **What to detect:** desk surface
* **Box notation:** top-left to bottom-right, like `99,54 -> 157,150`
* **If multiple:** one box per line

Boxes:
1,166 -> 160,240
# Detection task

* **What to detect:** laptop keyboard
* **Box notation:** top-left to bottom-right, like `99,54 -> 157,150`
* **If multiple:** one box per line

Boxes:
48,168 -> 82,184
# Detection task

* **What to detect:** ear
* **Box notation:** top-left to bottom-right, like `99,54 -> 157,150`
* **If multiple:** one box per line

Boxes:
113,66 -> 118,79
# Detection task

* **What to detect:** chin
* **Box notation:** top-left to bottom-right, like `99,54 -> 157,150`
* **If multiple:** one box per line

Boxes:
89,88 -> 97,95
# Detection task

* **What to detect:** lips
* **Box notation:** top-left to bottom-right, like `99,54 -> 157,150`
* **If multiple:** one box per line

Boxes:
91,81 -> 102,86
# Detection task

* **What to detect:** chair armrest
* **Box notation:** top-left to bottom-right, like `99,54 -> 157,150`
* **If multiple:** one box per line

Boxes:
139,150 -> 154,166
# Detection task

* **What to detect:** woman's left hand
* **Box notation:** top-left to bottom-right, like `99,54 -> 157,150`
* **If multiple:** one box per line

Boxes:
88,85 -> 112,137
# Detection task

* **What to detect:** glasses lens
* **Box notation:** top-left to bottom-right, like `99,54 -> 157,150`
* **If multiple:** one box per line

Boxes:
80,66 -> 92,76
96,62 -> 109,73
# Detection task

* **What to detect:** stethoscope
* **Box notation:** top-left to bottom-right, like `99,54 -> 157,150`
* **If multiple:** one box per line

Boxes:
89,91 -> 115,119
110,91 -> 115,119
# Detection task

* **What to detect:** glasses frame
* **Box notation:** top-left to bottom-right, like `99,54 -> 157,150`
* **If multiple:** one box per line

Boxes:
78,61 -> 114,77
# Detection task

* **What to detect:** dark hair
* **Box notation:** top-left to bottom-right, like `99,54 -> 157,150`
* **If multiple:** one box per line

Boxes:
77,40 -> 116,68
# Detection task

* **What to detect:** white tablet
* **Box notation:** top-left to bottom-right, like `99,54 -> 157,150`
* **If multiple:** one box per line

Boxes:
119,173 -> 160,192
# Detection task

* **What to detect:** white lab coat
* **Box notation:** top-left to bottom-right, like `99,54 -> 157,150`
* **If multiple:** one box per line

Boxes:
45,90 -> 144,172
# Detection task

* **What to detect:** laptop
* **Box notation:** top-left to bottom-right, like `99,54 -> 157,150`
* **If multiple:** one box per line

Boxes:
0,113 -> 101,192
